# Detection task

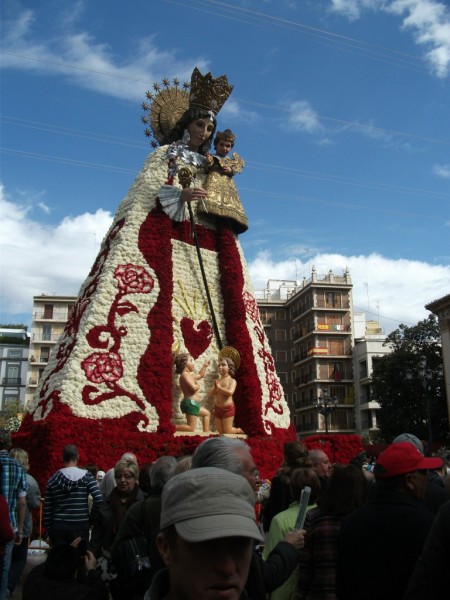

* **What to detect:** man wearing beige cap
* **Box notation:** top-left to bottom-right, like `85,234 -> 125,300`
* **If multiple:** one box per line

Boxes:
144,467 -> 263,599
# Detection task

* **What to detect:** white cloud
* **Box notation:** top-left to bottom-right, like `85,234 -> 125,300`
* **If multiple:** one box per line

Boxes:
248,249 -> 450,333
1,7 -> 209,101
388,0 -> 450,78
285,100 -> 324,134
0,184 -> 113,319
329,0 -> 383,21
37,201 -> 50,214
329,0 -> 450,78
1,183 -> 448,337
433,163 -> 450,178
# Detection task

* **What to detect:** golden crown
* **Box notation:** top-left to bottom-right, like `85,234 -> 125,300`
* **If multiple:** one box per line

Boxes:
189,67 -> 233,116
142,68 -> 233,146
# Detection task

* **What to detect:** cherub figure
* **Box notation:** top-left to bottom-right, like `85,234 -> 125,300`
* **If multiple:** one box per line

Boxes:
199,129 -> 248,234
208,357 -> 244,435
174,353 -> 211,433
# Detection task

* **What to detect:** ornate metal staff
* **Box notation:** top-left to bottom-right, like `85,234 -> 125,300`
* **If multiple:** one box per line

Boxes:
178,167 -> 223,350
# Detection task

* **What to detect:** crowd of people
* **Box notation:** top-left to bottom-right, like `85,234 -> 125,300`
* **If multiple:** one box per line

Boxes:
0,428 -> 449,599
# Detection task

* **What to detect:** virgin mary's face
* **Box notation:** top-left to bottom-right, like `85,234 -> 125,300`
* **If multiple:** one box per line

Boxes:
187,118 -> 215,151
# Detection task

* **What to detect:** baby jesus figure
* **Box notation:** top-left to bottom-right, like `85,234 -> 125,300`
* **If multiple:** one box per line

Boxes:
199,128 -> 248,234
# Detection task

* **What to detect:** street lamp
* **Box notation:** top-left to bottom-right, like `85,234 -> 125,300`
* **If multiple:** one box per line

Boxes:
316,393 -> 339,434
405,356 -> 444,453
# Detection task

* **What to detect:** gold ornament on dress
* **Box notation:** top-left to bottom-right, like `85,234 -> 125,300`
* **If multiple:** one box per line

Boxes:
219,346 -> 241,371
142,68 -> 233,147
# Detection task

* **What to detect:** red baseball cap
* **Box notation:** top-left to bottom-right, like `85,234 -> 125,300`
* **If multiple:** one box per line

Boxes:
374,442 -> 443,478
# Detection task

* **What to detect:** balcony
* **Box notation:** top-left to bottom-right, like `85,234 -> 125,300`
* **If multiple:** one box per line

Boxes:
33,309 -> 71,321
315,299 -> 350,309
316,323 -> 350,332
1,377 -> 22,385
32,333 -> 61,342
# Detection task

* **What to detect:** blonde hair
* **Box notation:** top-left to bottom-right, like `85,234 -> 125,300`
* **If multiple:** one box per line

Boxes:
10,448 -> 29,471
114,459 -> 139,480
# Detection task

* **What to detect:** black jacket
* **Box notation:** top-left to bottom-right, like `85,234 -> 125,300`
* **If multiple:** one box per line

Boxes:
403,499 -> 450,600
336,488 -> 434,600
246,541 -> 299,598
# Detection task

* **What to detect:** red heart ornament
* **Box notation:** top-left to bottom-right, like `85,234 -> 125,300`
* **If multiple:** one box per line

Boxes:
180,317 -> 213,359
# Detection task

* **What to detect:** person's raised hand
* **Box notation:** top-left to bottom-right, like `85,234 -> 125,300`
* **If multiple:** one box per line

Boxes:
284,529 -> 306,550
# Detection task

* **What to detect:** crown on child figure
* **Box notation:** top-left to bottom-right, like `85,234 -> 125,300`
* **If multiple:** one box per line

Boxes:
142,68 -> 233,147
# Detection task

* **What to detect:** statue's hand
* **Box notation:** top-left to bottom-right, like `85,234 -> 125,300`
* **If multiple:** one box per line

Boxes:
181,187 -> 208,203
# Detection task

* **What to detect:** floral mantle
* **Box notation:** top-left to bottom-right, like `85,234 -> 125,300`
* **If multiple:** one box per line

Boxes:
17,145 -> 295,487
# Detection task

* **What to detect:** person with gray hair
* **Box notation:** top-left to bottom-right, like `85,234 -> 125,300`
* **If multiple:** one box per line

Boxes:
150,456 -> 177,492
192,437 -> 253,479
191,436 -> 306,599
111,455 -> 177,594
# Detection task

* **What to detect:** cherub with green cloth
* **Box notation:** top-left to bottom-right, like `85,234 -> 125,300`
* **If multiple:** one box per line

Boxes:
174,353 -> 211,433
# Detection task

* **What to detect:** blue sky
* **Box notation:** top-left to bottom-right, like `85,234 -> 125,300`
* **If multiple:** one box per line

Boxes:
1,0 -> 449,334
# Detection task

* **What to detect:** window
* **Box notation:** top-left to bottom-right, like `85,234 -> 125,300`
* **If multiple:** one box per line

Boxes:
276,351 -> 287,362
275,329 -> 286,341
359,360 -> 368,379
275,309 -> 285,320
4,365 -> 20,385
7,349 -> 22,358
40,348 -> 50,362
42,324 -> 52,341
43,304 -> 54,319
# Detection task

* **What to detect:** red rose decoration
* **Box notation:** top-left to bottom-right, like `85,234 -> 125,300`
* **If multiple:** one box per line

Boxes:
82,351 -> 123,384
114,264 -> 154,295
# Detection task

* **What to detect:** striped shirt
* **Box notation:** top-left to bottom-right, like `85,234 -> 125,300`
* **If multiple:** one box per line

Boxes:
43,466 -> 102,531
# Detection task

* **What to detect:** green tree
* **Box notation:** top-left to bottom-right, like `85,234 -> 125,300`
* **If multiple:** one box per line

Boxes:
371,315 -> 448,446
0,400 -> 23,432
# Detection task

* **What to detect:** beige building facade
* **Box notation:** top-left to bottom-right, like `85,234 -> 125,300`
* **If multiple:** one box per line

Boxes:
26,294 -> 77,406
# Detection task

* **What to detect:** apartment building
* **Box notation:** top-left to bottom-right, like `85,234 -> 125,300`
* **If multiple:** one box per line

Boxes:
26,294 -> 77,406
0,328 -> 30,409
24,276 -> 388,438
352,316 -> 392,441
256,267 -> 355,437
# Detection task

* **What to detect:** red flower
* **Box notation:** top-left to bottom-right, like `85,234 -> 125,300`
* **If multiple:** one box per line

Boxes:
114,264 -> 154,295
82,351 -> 123,384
